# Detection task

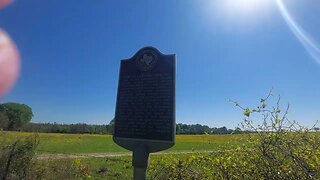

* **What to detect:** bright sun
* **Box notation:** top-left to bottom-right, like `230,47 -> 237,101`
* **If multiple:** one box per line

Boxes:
223,0 -> 272,13
206,0 -> 275,27
221,0 -> 273,16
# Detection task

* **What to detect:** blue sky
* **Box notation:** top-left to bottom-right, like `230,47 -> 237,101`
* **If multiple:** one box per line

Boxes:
0,0 -> 319,128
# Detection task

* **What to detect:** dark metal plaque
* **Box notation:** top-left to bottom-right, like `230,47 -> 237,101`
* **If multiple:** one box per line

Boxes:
114,47 -> 176,142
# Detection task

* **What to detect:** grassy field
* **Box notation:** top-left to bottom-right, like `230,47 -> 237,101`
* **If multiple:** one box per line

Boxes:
0,131 -> 248,154
2,131 -> 319,179
29,153 -> 208,179
0,131 -> 250,179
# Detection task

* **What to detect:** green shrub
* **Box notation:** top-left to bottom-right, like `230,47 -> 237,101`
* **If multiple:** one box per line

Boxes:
150,91 -> 320,179
0,132 -> 39,179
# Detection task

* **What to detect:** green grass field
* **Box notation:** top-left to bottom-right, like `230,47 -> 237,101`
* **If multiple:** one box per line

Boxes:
0,131 -> 248,154
1,131 -> 250,179
1,131 -> 319,179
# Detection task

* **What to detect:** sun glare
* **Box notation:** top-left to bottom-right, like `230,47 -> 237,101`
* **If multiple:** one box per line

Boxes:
223,0 -> 272,15
206,0 -> 275,27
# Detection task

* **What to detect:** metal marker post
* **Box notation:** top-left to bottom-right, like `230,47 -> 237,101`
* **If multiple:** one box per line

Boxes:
134,167 -> 147,180
133,147 -> 149,180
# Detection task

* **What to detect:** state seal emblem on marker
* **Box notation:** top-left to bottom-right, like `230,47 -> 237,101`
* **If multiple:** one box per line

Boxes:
136,50 -> 158,71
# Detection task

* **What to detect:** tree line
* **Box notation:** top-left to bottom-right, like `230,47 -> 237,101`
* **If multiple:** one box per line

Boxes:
21,122 -> 114,134
8,121 -> 245,135
176,123 -> 244,134
0,102 -> 245,134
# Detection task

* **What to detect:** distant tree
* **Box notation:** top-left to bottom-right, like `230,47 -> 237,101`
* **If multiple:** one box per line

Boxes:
107,118 -> 115,134
0,103 -> 33,130
0,112 -> 9,130
233,127 -> 242,134
176,124 -> 181,134
176,123 -> 215,134
109,119 -> 115,125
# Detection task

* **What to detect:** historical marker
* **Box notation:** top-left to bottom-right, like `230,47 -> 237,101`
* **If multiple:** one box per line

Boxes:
113,47 -> 176,180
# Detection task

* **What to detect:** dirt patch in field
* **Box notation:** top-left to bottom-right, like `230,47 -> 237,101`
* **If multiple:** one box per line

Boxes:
36,150 -> 215,160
